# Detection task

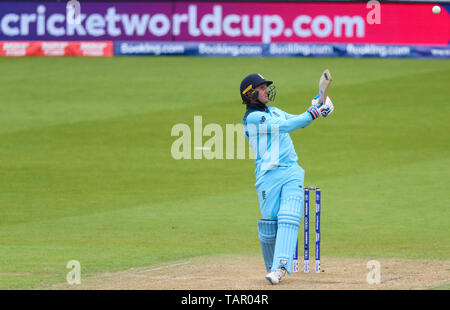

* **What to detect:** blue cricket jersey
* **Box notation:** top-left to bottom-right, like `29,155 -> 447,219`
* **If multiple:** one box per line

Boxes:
243,104 -> 314,179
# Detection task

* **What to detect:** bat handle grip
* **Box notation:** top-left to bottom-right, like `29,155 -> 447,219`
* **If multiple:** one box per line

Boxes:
319,92 -> 324,105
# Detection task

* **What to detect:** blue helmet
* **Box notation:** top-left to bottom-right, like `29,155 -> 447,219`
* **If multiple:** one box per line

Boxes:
240,73 -> 276,104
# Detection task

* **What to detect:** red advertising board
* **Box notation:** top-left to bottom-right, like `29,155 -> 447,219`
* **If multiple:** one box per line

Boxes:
0,41 -> 113,56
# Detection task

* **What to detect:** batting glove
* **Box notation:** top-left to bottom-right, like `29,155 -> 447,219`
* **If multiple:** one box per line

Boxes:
308,95 -> 334,119
307,105 -> 321,119
311,94 -> 321,107
320,96 -> 334,117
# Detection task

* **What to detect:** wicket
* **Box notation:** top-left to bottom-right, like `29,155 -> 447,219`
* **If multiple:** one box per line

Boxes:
293,186 -> 321,273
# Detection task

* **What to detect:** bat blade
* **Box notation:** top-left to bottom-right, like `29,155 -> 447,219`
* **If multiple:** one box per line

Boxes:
319,69 -> 332,105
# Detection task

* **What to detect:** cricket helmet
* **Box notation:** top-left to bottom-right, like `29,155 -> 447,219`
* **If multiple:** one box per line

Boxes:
240,73 -> 276,104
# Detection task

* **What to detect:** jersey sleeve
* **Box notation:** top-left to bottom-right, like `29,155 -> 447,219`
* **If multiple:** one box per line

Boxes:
276,107 -> 309,121
246,110 -> 313,134
284,111 -> 298,120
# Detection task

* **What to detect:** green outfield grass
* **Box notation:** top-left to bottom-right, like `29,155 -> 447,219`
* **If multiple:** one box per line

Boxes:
0,56 -> 449,289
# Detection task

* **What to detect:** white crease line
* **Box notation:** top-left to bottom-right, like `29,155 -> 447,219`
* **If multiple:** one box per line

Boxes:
135,261 -> 190,274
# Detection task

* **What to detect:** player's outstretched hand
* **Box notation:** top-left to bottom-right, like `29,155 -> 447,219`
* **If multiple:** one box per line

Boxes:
308,95 -> 334,119
311,94 -> 321,107
319,96 -> 334,117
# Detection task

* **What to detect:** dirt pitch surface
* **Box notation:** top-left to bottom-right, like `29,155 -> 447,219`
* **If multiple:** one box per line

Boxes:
49,255 -> 449,290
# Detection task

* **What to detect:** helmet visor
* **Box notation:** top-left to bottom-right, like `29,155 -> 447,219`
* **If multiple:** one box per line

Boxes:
267,84 -> 276,102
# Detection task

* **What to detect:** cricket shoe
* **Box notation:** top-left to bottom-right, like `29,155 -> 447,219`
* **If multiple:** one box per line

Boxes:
265,267 -> 286,285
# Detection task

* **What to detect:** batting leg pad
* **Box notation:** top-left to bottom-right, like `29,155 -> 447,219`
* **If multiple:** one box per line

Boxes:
257,219 -> 278,272
271,196 -> 303,274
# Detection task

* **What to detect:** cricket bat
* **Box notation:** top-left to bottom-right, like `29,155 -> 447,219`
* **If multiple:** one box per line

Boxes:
319,69 -> 332,105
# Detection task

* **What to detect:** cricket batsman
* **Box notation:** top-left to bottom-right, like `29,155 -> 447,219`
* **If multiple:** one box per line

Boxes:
241,73 -> 334,284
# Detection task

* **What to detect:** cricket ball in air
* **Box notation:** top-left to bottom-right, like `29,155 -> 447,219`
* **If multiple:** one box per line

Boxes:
432,5 -> 441,14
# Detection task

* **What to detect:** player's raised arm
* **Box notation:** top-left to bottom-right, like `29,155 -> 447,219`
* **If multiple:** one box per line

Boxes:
284,94 -> 335,121
245,110 -> 314,134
